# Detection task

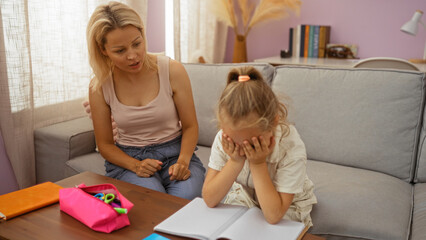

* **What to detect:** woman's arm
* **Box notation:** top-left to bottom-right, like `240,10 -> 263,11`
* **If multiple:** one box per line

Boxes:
82,100 -> 118,142
89,86 -> 162,177
168,59 -> 198,181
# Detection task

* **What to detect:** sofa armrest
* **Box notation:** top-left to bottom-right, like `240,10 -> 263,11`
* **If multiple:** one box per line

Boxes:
34,117 -> 96,183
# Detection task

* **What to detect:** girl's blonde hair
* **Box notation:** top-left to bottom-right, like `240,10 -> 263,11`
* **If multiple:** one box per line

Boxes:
87,1 -> 157,92
217,66 -> 289,134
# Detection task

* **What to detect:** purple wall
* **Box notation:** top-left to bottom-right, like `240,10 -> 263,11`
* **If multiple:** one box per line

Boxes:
222,0 -> 426,62
147,0 -> 426,63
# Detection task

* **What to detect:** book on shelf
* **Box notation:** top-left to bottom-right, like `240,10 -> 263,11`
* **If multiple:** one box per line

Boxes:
292,24 -> 330,59
288,27 -> 294,56
304,25 -> 310,58
0,181 -> 63,220
154,197 -> 308,240
312,25 -> 320,58
318,26 -> 330,58
292,25 -> 301,58
308,25 -> 315,57
299,25 -> 306,57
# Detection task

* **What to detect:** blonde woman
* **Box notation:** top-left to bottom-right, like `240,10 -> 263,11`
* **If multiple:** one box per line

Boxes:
87,1 -> 205,199
202,67 -> 317,226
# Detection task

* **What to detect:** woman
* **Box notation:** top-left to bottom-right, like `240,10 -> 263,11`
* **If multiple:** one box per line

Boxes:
87,1 -> 205,199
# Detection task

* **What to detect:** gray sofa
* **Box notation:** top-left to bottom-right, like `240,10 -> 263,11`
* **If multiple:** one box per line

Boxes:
34,63 -> 426,240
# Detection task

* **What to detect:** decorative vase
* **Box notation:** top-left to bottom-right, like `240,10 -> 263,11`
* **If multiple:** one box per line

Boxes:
232,34 -> 247,63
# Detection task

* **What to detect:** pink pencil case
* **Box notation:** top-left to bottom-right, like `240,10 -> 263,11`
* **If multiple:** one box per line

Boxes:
59,183 -> 133,233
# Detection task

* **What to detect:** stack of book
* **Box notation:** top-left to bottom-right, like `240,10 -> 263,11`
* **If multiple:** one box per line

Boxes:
290,24 -> 331,58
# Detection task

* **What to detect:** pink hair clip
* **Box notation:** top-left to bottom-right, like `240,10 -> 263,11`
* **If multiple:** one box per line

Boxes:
238,75 -> 250,82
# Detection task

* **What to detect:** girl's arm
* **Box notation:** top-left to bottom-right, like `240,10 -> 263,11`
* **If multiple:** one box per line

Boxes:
89,86 -> 162,177
202,133 -> 246,207
243,136 -> 294,224
169,59 -> 198,181
249,163 -> 294,224
202,161 -> 244,207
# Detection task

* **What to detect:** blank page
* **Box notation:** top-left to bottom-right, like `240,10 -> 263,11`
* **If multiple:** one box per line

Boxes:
219,207 -> 305,240
154,198 -> 247,240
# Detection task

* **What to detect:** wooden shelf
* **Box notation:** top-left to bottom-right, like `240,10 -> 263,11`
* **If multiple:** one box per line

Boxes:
254,56 -> 426,72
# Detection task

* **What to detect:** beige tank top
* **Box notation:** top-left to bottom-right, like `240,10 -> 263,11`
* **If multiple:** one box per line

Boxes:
102,56 -> 182,147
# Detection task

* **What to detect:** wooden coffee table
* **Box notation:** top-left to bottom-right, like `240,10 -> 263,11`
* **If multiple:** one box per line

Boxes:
0,172 -> 324,240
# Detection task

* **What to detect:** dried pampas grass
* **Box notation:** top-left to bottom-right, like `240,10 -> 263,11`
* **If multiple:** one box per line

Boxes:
209,0 -> 238,34
209,0 -> 301,37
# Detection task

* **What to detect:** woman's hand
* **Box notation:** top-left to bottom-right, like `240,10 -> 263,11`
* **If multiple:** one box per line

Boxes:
222,133 -> 246,163
134,159 -> 163,177
169,162 -> 191,181
243,136 -> 275,165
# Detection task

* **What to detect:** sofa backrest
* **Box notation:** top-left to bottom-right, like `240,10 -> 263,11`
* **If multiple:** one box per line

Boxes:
415,103 -> 426,182
272,66 -> 425,182
183,62 -> 275,147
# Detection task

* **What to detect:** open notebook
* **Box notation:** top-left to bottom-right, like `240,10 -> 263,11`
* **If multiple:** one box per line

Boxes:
154,197 -> 307,240
0,181 -> 62,220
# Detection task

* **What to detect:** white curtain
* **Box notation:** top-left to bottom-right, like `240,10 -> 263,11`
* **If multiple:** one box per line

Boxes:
173,0 -> 228,63
0,0 -> 147,188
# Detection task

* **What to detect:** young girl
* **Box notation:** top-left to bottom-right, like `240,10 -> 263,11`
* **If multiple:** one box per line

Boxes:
202,66 -> 317,226
87,2 -> 205,200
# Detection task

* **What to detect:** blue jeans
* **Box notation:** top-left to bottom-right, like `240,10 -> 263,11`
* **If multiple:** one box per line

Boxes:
104,136 -> 206,200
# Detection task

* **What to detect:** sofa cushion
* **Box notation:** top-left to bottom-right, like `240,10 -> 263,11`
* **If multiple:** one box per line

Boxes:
65,152 -> 106,176
273,66 -> 425,181
183,62 -> 275,147
412,183 -> 426,240
195,145 -> 211,169
35,117 -> 95,182
307,160 -> 413,240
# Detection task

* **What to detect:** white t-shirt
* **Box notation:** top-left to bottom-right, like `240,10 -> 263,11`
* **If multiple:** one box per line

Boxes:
208,124 -> 317,226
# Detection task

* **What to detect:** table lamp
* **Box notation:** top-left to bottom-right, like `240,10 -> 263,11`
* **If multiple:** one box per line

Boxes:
401,10 -> 426,63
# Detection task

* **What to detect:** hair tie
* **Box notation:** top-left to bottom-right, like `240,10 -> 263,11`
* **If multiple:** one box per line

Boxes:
238,75 -> 250,82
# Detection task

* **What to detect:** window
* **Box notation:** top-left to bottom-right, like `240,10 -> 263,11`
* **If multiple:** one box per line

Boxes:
1,0 -> 100,112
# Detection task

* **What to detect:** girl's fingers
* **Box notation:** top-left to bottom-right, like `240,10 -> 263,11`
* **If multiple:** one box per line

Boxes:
258,136 -> 269,151
252,137 -> 262,152
221,134 -> 229,150
227,137 -> 235,152
269,137 -> 276,151
243,141 -> 253,156
234,143 -> 240,153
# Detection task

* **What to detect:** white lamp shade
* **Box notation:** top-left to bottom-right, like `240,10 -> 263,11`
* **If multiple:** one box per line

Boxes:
401,21 -> 418,35
400,10 -> 423,36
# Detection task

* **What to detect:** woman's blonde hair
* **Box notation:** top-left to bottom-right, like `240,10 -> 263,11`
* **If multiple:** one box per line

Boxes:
217,66 -> 289,134
87,1 -> 157,92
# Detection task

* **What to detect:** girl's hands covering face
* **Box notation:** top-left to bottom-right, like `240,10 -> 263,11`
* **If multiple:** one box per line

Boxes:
221,133 -> 246,163
242,135 -> 275,165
